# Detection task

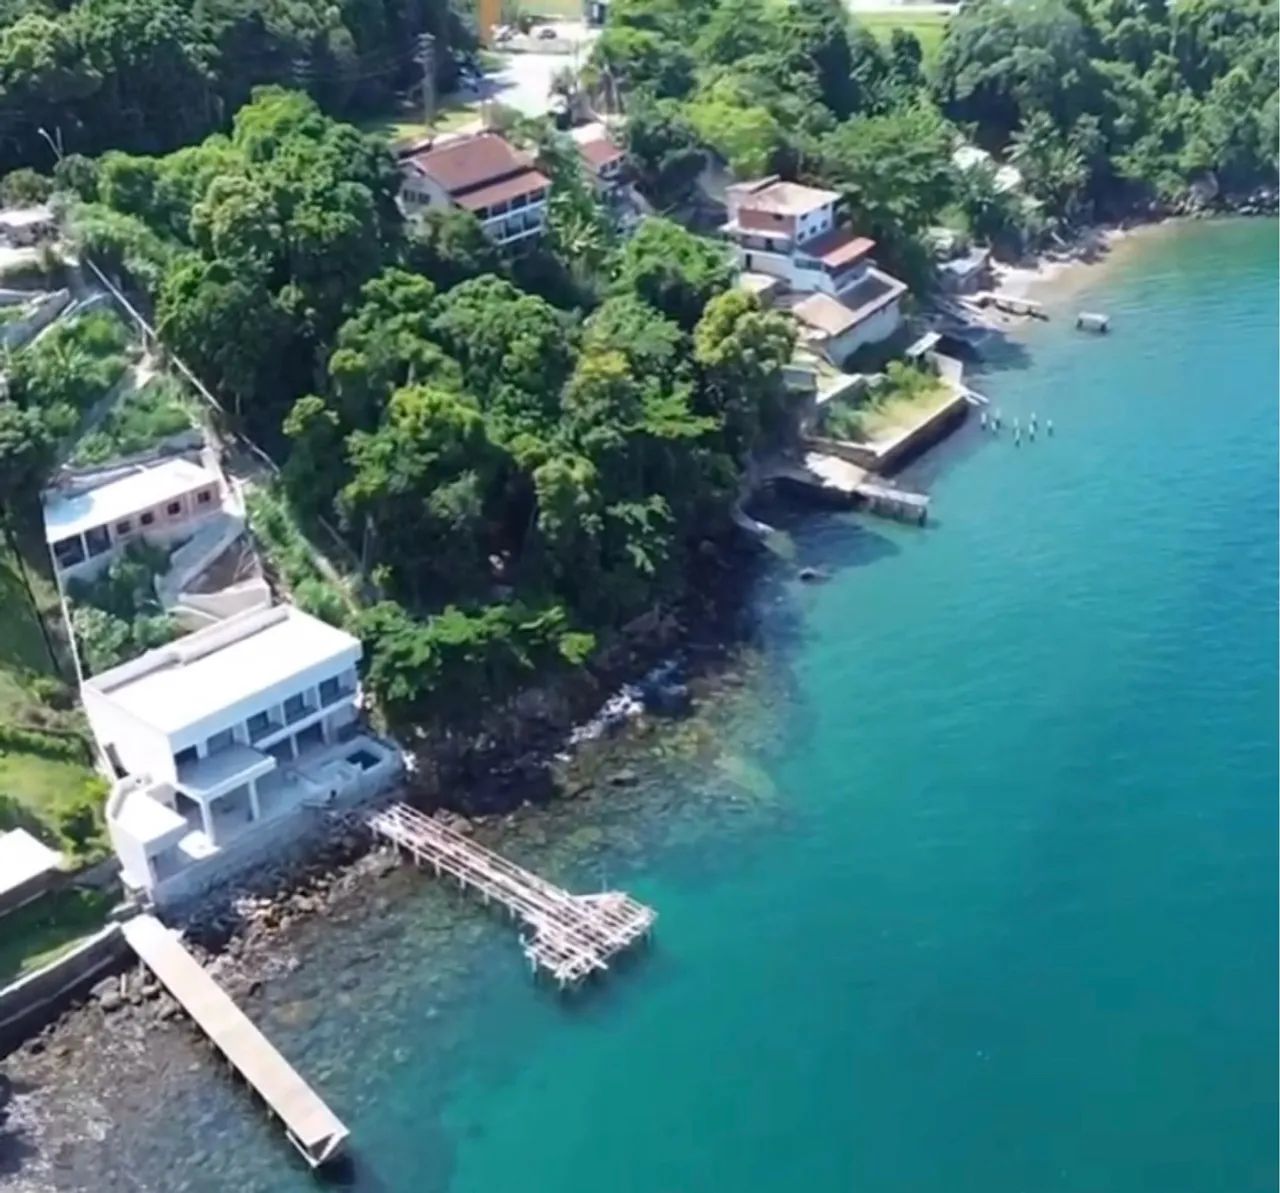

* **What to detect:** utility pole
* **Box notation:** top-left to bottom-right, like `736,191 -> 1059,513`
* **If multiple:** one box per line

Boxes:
416,33 -> 436,129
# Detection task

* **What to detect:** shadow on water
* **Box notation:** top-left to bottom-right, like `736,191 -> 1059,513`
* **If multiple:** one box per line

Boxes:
895,411 -> 998,495
974,331 -> 1035,373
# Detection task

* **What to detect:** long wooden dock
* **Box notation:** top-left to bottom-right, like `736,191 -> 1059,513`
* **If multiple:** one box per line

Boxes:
368,802 -> 656,987
121,914 -> 348,1167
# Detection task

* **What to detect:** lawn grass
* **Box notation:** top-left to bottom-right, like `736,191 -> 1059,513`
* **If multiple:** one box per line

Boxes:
357,95 -> 483,148
0,541 -> 57,721
0,526 -> 105,858
0,887 -> 114,984
820,365 -> 954,444
854,10 -> 950,73
69,374 -> 198,467
856,381 -> 954,441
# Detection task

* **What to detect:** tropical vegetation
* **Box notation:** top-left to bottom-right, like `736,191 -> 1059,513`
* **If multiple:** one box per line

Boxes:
596,0 -> 1278,264
48,88 -> 795,728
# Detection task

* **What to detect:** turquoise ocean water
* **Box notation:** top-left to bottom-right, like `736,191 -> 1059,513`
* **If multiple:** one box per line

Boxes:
31,219 -> 1278,1193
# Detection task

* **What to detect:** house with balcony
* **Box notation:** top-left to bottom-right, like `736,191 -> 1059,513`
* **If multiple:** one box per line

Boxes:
570,122 -> 625,194
723,175 -> 908,361
85,604 -> 401,906
399,132 -> 550,247
43,456 -> 226,581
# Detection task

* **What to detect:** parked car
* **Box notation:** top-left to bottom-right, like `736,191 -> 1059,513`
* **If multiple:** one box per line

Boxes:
536,26 -> 558,39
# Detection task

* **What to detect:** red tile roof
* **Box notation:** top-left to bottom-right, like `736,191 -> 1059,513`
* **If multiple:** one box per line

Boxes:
404,132 -> 525,187
403,131 -> 548,210
805,228 -> 875,268
454,169 -> 551,212
578,136 -> 624,171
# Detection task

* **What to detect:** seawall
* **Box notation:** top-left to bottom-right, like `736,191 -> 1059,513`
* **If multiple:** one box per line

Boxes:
0,923 -> 131,1056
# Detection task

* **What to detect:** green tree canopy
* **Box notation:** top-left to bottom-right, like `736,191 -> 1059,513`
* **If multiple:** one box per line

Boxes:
611,217 -> 733,330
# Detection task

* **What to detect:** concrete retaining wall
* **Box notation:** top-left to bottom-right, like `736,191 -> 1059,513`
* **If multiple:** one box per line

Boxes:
0,923 -> 130,1055
808,388 -> 969,475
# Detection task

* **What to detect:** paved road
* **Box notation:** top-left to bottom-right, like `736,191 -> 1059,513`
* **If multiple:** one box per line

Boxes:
480,22 -> 598,118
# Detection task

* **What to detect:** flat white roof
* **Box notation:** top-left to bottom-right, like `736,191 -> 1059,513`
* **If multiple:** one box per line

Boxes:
0,828 -> 63,894
86,605 -> 360,737
731,179 -> 840,216
44,458 -> 219,544
115,788 -> 188,848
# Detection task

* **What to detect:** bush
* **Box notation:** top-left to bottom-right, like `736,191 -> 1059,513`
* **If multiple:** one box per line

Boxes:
0,167 -> 53,206
6,308 -> 132,429
246,485 -> 357,621
48,776 -> 110,861
71,605 -> 133,674
25,673 -> 73,711
69,376 -> 196,465
68,542 -> 180,673
0,722 -> 89,762
293,577 -> 350,628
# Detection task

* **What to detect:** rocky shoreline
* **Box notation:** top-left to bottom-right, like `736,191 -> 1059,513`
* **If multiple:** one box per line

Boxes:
2,527 -> 781,1059
2,616 -> 794,1191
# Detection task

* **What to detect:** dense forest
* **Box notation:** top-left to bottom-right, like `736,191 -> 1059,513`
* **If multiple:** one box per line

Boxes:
32,89 -> 794,725
0,0 -> 468,171
601,0 -> 1278,268
2,0 -> 1275,726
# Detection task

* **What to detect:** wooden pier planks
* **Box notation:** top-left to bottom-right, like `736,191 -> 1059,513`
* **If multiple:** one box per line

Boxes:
368,803 -> 656,987
121,914 -> 348,1167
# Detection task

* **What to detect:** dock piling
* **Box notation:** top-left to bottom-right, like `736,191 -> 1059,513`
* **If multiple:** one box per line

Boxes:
368,803 -> 657,987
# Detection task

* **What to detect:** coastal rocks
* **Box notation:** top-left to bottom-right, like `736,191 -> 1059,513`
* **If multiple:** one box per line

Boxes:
90,976 -> 125,1014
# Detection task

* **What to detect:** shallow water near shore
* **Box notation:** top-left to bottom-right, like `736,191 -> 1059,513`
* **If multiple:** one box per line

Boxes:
6,218 -> 1278,1193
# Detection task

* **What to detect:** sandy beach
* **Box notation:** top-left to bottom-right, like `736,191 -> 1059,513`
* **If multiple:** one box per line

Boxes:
992,218 -> 1187,308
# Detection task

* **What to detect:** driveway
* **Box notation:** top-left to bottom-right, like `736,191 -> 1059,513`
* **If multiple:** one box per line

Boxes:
478,22 -> 599,118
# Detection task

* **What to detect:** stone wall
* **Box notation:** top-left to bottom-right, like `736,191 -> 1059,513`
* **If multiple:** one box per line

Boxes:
0,923 -> 130,1055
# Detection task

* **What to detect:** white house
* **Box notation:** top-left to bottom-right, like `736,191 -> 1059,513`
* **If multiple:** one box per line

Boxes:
85,604 -> 400,905
399,131 -> 550,247
724,176 -> 908,361
43,457 -> 225,580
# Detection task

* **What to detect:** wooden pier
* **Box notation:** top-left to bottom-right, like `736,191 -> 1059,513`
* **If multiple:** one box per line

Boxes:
121,914 -> 348,1168
368,802 -> 657,987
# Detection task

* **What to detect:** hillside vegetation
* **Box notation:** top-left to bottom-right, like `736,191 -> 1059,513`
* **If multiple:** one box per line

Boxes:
48,89 -> 796,729
595,0 -> 1277,269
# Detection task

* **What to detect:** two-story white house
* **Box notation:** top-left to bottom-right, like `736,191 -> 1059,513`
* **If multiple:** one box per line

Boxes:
399,131 -> 551,247
43,456 -> 225,581
723,176 -> 908,362
85,604 -> 400,905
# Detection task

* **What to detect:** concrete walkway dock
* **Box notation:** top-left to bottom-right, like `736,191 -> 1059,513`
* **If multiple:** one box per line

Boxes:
121,914 -> 348,1167
763,453 -> 931,525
